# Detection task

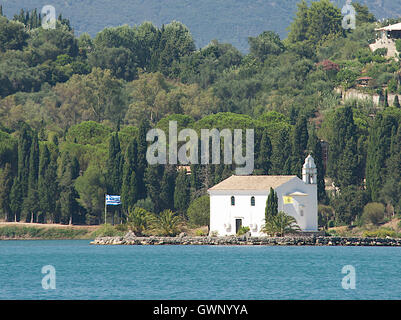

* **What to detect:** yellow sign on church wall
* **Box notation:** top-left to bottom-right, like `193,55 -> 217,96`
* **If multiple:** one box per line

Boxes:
283,196 -> 293,204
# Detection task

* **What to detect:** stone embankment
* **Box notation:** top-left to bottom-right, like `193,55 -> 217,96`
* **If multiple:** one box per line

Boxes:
90,232 -> 401,246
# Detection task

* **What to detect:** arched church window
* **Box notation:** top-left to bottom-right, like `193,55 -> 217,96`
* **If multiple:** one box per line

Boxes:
251,196 -> 255,206
231,196 -> 235,206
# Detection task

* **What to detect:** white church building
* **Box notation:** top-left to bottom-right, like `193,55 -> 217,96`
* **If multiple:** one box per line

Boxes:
208,155 -> 318,237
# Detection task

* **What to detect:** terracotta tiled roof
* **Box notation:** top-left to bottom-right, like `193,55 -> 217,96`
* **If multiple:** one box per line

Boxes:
208,175 -> 297,191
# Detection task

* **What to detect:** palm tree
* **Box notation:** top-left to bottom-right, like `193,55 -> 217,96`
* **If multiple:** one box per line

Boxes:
127,207 -> 149,236
261,211 -> 300,237
147,209 -> 184,237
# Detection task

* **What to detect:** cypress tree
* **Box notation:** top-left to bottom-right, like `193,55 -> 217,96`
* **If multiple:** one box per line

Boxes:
221,165 -> 233,181
292,115 -> 309,176
174,169 -> 190,217
17,124 -> 32,199
121,138 -> 138,213
160,165 -> 177,211
10,177 -> 22,222
366,115 -> 384,201
213,164 -> 224,185
105,133 -> 123,224
38,144 -> 50,222
308,126 -> 327,203
382,125 -> 401,213
365,113 -> 397,201
257,130 -> 272,174
394,95 -> 400,108
270,129 -> 292,175
327,106 -> 361,188
60,185 -> 80,225
190,164 -> 202,199
386,125 -> 401,181
25,11 -> 29,26
144,164 -> 164,213
0,163 -> 13,221
137,119 -> 151,200
265,187 -> 278,220
59,153 -> 80,225
106,133 -> 122,195
384,89 -> 389,108
46,152 -> 59,223
23,134 -> 39,222
378,90 -> 384,105
38,145 -> 59,223
336,138 -> 359,188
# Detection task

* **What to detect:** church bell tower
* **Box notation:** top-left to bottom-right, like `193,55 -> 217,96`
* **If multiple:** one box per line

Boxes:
302,155 -> 317,184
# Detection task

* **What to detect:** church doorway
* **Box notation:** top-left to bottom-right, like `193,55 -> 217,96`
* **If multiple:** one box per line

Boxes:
235,219 -> 243,234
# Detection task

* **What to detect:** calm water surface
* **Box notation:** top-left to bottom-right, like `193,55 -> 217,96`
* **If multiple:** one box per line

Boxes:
0,240 -> 400,300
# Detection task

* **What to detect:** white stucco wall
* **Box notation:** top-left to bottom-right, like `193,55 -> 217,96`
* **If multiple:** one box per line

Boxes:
208,177 -> 318,237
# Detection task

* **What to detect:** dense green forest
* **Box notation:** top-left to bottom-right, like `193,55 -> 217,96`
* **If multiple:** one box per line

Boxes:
0,0 -> 400,52
0,0 -> 401,229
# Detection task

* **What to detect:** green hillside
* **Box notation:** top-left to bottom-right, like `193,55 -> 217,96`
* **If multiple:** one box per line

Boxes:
1,0 -> 400,51
0,0 -> 401,232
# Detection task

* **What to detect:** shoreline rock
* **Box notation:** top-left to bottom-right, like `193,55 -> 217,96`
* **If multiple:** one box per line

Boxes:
90,234 -> 401,247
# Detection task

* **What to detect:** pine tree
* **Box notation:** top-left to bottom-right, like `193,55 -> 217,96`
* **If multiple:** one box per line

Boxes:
121,138 -> 138,213
265,187 -> 278,220
288,0 -> 309,44
174,169 -> 190,217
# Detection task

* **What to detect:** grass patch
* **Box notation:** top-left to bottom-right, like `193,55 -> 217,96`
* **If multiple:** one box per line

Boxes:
91,224 -> 126,238
0,225 -> 94,239
361,228 -> 401,238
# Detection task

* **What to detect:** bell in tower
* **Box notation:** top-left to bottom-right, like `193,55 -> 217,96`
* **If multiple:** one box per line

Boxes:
302,154 -> 317,184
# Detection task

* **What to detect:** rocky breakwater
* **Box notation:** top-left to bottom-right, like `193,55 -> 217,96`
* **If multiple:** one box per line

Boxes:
90,232 -> 401,246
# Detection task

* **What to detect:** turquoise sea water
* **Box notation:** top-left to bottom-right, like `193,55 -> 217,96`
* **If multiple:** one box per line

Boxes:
0,240 -> 400,300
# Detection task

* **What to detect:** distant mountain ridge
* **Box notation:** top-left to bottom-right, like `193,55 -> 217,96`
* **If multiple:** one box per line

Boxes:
1,0 -> 401,51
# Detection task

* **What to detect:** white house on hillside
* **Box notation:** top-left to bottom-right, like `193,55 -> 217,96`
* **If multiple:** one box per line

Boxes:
208,155 -> 318,237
